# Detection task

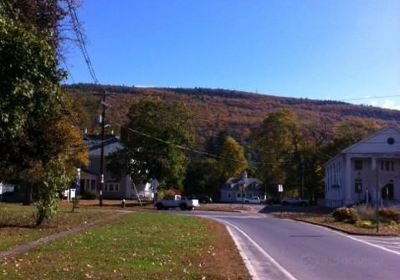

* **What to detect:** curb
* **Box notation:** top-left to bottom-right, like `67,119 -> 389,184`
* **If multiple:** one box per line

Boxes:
293,218 -> 399,237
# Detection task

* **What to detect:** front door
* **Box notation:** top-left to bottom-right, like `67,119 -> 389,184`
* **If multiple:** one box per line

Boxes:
381,183 -> 394,200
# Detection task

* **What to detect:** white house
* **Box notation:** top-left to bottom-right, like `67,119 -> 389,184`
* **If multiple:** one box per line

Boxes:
220,176 -> 263,202
0,182 -> 14,195
325,127 -> 400,207
81,135 -> 156,200
81,135 -> 135,199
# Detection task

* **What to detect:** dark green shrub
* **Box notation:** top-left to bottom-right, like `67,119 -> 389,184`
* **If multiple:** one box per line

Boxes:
332,207 -> 358,224
379,208 -> 400,223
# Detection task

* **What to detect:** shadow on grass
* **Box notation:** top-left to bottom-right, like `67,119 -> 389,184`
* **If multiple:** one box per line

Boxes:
77,201 -> 154,209
0,222 -> 36,229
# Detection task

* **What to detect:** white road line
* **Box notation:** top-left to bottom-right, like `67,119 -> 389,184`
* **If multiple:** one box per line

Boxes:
226,226 -> 259,280
359,240 -> 400,246
344,235 -> 400,256
291,219 -> 400,257
221,219 -> 298,280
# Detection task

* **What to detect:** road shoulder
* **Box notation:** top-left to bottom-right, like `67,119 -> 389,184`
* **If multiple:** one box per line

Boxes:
223,220 -> 297,280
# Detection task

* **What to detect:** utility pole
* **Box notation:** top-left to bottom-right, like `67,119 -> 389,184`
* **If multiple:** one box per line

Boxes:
98,92 -> 106,207
300,157 -> 305,200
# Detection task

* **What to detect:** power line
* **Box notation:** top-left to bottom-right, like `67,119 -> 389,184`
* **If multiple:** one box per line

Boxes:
66,0 -> 98,84
66,0 -> 105,206
114,122 -> 299,167
64,3 -> 307,174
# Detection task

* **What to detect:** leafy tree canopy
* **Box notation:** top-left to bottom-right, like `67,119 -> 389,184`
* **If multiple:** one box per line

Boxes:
0,15 -> 87,224
112,98 -> 195,188
0,16 -> 65,176
218,136 -> 248,180
252,109 -> 300,187
184,134 -> 247,199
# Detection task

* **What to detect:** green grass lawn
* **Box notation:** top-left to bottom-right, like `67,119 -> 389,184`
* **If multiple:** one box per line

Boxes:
0,202 -> 115,252
0,212 -> 249,280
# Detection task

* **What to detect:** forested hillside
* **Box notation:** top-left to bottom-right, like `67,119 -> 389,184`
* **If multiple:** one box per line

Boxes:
64,83 -> 400,145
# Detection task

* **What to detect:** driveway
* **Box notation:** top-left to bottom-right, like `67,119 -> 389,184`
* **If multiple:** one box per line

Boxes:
177,210 -> 400,280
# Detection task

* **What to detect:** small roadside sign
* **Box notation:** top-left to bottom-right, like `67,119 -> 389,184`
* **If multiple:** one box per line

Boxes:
278,184 -> 283,193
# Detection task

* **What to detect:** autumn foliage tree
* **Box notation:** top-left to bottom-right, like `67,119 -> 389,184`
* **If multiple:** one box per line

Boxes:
0,15 -> 87,225
218,136 -> 248,179
1,0 -> 80,55
184,133 -> 248,199
251,109 -> 300,196
250,109 -> 384,202
109,98 -> 195,190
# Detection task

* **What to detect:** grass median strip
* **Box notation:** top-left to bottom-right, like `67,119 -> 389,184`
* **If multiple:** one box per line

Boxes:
0,202 -> 115,252
0,212 -> 250,280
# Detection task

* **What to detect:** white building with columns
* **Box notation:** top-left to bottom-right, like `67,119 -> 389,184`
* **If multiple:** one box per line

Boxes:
325,127 -> 400,207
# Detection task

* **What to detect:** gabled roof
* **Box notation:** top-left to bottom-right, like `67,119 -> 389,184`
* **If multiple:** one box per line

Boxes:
84,135 -> 124,156
222,177 -> 263,191
325,127 -> 400,166
341,127 -> 400,153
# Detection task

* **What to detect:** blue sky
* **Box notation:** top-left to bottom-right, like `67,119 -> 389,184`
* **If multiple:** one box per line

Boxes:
65,0 -> 400,109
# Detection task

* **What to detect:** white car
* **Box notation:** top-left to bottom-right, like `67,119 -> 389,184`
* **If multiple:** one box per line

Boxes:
244,196 -> 265,204
155,195 -> 199,210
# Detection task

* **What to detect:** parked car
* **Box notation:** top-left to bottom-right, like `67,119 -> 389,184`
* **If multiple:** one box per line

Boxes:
155,195 -> 199,210
198,195 -> 213,204
244,196 -> 265,204
281,197 -> 309,206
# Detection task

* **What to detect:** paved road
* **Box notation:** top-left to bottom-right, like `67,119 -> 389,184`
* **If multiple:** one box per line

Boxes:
355,235 -> 400,254
176,210 -> 400,280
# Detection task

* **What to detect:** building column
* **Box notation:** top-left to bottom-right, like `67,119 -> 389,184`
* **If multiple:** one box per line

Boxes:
371,157 -> 379,205
344,155 -> 352,205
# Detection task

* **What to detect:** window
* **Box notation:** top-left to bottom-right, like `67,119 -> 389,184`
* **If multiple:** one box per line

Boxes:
387,137 -> 395,145
91,180 -> 96,191
354,160 -> 363,170
80,179 -> 85,190
354,179 -> 362,193
105,183 -> 120,192
381,160 -> 395,171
